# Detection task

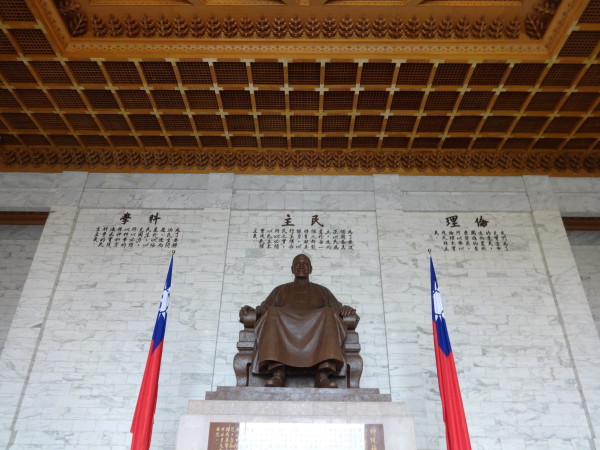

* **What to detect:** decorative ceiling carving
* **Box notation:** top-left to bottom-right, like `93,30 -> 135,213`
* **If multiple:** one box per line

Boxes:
0,0 -> 598,175
49,0 -> 577,48
40,0 -> 587,58
3,147 -> 600,175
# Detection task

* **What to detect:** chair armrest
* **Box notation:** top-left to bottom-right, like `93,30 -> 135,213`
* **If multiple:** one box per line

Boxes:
239,305 -> 257,328
342,313 -> 360,330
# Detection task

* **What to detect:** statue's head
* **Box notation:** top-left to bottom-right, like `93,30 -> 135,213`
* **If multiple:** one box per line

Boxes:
291,254 -> 312,279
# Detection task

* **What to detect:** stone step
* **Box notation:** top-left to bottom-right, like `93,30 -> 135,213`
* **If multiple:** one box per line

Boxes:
205,386 -> 391,402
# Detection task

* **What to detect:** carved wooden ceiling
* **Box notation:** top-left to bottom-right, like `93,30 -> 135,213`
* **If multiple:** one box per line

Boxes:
0,0 -> 598,175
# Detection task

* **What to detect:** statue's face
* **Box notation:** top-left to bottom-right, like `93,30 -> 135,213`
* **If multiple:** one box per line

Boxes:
291,255 -> 312,278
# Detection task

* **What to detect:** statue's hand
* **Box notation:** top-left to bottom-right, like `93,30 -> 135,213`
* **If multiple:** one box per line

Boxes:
340,305 -> 356,317
256,305 -> 267,318
239,305 -> 255,321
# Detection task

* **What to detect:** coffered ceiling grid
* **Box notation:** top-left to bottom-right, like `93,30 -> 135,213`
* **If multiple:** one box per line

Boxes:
0,0 -> 599,174
2,58 -> 599,148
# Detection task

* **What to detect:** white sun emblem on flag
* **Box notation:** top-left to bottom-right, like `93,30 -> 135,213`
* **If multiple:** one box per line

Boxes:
432,285 -> 445,322
159,287 -> 170,314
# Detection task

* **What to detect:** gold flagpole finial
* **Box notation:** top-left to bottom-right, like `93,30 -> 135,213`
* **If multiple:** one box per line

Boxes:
428,248 -> 432,254
172,250 -> 176,255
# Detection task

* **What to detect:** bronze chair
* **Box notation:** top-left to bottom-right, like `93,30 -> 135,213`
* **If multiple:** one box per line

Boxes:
234,308 -> 363,388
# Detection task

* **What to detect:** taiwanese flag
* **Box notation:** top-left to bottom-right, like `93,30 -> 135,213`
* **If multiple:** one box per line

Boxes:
430,256 -> 471,450
131,255 -> 173,450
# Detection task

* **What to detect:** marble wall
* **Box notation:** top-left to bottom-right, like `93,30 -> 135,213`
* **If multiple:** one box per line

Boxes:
0,172 -> 599,450
10,207 -> 230,448
568,231 -> 600,337
215,209 -> 389,392
0,225 -> 43,354
377,211 -> 592,448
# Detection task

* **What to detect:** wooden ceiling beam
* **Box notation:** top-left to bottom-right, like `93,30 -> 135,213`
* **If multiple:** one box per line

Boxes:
0,212 -> 49,225
563,217 -> 600,231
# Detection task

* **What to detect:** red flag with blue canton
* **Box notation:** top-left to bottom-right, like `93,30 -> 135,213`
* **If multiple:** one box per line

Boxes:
430,256 -> 471,450
131,254 -> 173,450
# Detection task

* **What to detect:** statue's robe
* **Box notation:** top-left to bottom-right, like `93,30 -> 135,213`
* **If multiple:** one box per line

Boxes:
252,281 -> 347,374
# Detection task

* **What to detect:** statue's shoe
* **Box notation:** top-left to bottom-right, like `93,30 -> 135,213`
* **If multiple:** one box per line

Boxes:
265,374 -> 285,387
315,374 -> 338,388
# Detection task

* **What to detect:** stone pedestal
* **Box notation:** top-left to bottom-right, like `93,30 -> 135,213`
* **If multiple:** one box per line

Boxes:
176,388 -> 416,450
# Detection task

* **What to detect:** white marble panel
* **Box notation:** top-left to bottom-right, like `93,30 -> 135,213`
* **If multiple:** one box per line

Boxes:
0,225 -> 44,240
233,175 -> 270,190
395,176 -> 526,192
0,225 -> 42,355
556,193 -> 600,216
53,171 -> 88,207
246,191 -> 268,210
0,206 -> 77,447
306,175 -> 373,191
218,210 -> 389,393
231,191 -> 375,211
568,230 -> 600,246
524,175 -> 559,211
233,175 -> 374,192
400,191 -> 531,212
177,400 -> 415,450
377,209 -> 592,450
373,175 -> 403,210
7,207 -> 230,450
80,189 -> 232,209
85,173 -> 211,190
532,209 -> 600,444
569,231 -> 600,339
282,192 -> 304,209
208,173 -> 235,191
0,190 -> 56,210
551,177 -> 600,194
0,173 -> 59,189
268,175 -> 304,191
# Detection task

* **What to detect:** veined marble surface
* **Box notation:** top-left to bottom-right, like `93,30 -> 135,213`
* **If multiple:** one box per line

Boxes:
551,177 -> 600,193
1,172 -> 600,450
556,193 -> 600,216
1,173 -> 600,216
233,174 -> 374,191
392,175 -> 526,192
568,230 -> 600,246
568,230 -> 600,338
524,175 -> 559,211
0,173 -> 59,189
0,225 -> 42,356
0,190 -> 55,210
400,191 -> 531,212
85,173 -> 212,190
0,206 -> 78,449
0,172 -> 61,209
374,176 -> 530,212
4,207 -> 230,450
0,225 -> 44,240
80,189 -> 233,209
231,190 -> 375,211
569,237 -> 600,338
378,209 -> 595,449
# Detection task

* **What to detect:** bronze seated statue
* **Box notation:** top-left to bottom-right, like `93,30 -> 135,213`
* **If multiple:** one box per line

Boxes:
234,254 -> 363,389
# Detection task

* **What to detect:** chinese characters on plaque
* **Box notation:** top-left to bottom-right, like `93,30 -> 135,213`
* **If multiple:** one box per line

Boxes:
433,214 -> 509,252
364,424 -> 385,450
208,423 -> 240,450
208,422 -> 385,450
253,214 -> 354,251
92,211 -> 181,249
